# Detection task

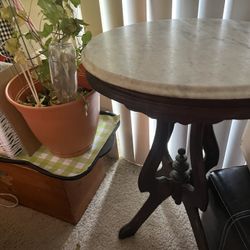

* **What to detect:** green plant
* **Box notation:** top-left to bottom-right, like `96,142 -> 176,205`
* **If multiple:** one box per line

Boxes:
0,0 -> 92,106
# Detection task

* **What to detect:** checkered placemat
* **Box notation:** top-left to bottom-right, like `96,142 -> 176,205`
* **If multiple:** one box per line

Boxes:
16,114 -> 119,177
0,1 -> 13,63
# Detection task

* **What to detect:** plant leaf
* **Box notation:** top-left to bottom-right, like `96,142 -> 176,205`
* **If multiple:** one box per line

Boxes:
64,2 -> 74,16
38,23 -> 53,37
44,37 -> 52,49
0,6 -> 15,21
37,0 -> 64,25
25,32 -> 35,40
76,18 -> 89,26
16,16 -> 26,26
70,0 -> 81,8
14,50 -> 26,65
55,0 -> 63,6
4,38 -> 19,55
60,18 -> 80,36
36,59 -> 51,86
81,31 -> 92,46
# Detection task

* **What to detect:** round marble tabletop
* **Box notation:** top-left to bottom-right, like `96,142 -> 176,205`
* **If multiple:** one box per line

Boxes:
82,19 -> 250,100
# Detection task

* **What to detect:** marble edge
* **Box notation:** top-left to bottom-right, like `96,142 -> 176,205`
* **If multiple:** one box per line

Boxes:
82,56 -> 250,100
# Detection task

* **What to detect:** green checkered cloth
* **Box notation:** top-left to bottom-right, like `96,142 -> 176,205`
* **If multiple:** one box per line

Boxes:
17,114 -> 119,177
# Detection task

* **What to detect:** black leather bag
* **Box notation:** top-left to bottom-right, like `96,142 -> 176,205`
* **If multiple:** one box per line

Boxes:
201,166 -> 250,250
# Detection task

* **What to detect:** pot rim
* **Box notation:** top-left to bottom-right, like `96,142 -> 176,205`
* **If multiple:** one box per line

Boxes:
5,72 -> 96,110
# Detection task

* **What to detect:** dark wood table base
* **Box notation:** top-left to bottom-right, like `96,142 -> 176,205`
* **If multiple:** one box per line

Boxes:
87,72 -> 250,250
118,120 -> 219,250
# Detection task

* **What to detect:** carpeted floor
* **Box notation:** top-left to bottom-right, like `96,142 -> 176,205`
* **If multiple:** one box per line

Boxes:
0,158 -> 197,250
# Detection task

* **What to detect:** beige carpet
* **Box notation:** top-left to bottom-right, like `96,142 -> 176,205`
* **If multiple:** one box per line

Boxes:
0,158 -> 197,250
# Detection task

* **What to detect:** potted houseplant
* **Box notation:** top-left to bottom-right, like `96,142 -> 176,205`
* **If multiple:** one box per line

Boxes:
0,0 -> 100,157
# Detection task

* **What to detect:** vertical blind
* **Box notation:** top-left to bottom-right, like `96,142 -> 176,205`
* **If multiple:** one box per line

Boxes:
81,0 -> 248,167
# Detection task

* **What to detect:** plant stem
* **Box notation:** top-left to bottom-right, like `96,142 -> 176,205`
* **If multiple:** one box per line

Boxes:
7,0 -> 34,67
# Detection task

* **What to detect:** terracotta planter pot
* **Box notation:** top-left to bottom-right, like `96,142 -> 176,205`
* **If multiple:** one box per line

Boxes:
5,69 -> 100,158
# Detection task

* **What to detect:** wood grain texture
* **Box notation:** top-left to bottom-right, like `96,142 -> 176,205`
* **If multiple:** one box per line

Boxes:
0,160 -> 106,224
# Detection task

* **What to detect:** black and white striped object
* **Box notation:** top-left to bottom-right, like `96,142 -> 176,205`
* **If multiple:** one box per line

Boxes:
0,112 -> 23,158
0,0 -> 13,63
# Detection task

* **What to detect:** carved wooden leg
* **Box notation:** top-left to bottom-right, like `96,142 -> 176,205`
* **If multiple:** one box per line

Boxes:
189,123 -> 208,210
119,190 -> 171,239
119,119 -> 174,239
138,120 -> 174,192
203,124 -> 219,172
184,203 -> 209,250
159,123 -> 174,176
119,121 -> 216,249
184,123 -> 209,250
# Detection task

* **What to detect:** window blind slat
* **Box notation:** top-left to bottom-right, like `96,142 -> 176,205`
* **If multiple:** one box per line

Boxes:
122,0 -> 146,25
131,112 -> 150,165
173,0 -> 199,19
213,122 -> 232,168
147,0 -> 172,21
222,120 -> 247,168
226,0 -> 250,20
112,102 -> 135,162
99,0 -> 123,32
81,0 -> 102,36
198,0 -> 225,18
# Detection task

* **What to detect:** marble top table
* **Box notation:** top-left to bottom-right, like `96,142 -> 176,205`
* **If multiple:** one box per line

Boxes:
83,19 -> 250,100
82,19 -> 250,250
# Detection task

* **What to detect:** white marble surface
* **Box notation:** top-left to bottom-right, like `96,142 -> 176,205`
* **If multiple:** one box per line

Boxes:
82,19 -> 250,99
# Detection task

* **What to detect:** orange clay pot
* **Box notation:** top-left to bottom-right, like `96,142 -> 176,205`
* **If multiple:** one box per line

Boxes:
5,67 -> 100,158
